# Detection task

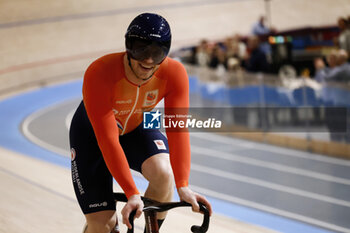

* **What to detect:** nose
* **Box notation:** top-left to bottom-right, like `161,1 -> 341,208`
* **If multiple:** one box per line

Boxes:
143,57 -> 155,64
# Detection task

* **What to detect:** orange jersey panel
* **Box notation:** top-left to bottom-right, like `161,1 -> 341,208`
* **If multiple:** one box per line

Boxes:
82,52 -> 190,198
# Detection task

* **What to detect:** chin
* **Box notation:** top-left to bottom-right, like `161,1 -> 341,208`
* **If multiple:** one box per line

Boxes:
139,69 -> 156,78
135,72 -> 151,80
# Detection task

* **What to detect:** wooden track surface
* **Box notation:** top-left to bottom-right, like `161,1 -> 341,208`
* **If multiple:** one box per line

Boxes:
0,147 -> 277,233
1,0 -> 350,96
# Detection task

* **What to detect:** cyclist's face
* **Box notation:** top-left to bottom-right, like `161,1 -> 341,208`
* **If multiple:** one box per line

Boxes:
130,57 -> 160,80
127,39 -> 169,80
129,39 -> 168,65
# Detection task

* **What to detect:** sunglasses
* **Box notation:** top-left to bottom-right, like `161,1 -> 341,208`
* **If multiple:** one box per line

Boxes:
128,39 -> 170,64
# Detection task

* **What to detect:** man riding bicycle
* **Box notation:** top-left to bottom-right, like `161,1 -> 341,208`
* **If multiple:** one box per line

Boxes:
69,12 -> 212,233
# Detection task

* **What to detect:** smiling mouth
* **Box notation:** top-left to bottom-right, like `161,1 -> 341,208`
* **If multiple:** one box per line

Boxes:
139,63 -> 154,71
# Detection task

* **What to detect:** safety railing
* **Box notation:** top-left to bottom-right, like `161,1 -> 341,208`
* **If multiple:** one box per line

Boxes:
184,64 -> 350,145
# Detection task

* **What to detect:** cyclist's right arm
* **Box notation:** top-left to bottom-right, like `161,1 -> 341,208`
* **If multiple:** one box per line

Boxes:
82,59 -> 139,199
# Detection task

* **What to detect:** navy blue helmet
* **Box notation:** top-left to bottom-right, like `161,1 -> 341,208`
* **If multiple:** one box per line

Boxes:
125,13 -> 172,64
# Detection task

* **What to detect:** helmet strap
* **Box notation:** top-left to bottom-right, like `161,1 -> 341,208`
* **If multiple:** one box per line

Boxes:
127,54 -> 156,81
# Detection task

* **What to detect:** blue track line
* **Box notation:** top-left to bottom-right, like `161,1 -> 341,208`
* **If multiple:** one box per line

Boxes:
0,80 -> 336,233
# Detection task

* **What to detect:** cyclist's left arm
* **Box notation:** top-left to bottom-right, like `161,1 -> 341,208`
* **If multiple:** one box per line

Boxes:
164,59 -> 212,215
164,59 -> 191,189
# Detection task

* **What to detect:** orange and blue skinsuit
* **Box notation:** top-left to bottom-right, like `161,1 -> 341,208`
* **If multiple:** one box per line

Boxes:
83,52 -> 190,198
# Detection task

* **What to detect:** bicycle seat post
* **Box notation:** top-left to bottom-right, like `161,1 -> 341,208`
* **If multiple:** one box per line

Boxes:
144,210 -> 159,233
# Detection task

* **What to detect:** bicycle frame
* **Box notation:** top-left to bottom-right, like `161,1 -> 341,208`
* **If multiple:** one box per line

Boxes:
113,192 -> 210,233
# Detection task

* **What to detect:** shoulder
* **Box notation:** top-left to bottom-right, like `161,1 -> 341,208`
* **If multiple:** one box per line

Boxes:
83,53 -> 125,99
157,57 -> 188,78
159,57 -> 189,92
166,56 -> 185,67
84,52 -> 124,81
160,56 -> 186,69
88,52 -> 124,70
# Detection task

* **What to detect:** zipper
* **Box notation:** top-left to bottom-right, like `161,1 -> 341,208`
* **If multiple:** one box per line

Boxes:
121,85 -> 140,135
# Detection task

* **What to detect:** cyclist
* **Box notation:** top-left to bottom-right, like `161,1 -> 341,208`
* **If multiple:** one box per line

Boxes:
69,12 -> 212,233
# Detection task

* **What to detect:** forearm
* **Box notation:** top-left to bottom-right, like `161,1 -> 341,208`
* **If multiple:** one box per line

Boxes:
167,131 -> 191,188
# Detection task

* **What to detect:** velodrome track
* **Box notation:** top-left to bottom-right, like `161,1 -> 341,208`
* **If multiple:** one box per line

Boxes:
1,80 -> 350,233
1,0 -> 350,232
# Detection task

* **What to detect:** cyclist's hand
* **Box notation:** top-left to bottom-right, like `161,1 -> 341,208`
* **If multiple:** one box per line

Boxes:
177,187 -> 213,216
121,194 -> 144,229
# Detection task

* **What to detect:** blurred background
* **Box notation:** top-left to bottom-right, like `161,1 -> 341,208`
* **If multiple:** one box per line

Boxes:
1,0 -> 350,154
1,0 -> 350,232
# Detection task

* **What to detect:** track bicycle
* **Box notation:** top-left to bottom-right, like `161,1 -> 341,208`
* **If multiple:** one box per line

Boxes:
113,192 -> 210,233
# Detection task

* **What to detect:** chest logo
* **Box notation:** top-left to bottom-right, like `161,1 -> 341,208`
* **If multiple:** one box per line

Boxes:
143,90 -> 159,107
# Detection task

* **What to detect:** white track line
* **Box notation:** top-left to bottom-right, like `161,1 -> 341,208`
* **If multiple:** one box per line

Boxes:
24,104 -> 350,187
191,185 -> 350,233
65,108 -> 75,130
191,146 -> 350,186
22,102 -> 74,157
131,163 -> 350,232
23,104 -> 350,232
191,164 -> 350,208
191,133 -> 350,166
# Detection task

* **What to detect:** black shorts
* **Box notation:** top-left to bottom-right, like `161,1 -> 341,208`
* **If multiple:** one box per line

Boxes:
69,101 -> 169,214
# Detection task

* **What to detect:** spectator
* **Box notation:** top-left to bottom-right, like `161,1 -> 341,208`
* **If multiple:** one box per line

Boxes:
226,35 -> 246,59
195,39 -> 211,67
242,36 -> 270,73
252,16 -> 275,61
252,16 -> 271,36
336,17 -> 350,56
314,50 -> 338,82
314,49 -> 350,142
314,49 -> 350,83
332,49 -> 350,82
336,17 -> 350,54
225,34 -> 246,70
208,42 -> 226,69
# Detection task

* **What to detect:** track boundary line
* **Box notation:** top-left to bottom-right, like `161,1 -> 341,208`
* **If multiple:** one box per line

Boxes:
191,133 -> 350,166
192,164 -> 350,208
191,185 -> 350,233
21,99 -> 78,157
191,146 -> 350,186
